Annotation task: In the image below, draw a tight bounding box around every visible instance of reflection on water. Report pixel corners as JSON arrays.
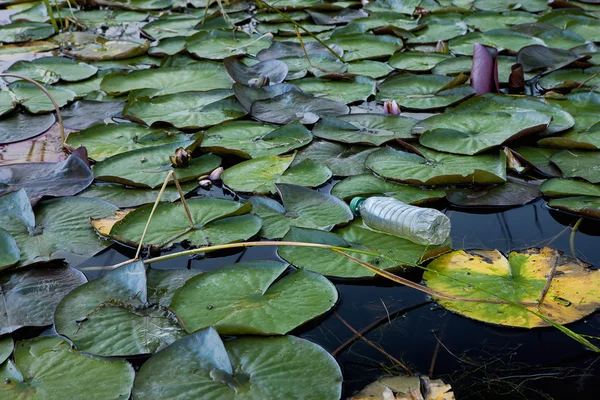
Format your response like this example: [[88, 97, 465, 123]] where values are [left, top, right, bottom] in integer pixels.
[[79, 198, 600, 399]]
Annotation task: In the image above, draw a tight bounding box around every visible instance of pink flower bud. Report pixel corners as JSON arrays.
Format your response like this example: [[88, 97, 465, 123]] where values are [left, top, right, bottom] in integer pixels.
[[209, 167, 224, 182], [383, 100, 400, 115], [435, 40, 448, 54]]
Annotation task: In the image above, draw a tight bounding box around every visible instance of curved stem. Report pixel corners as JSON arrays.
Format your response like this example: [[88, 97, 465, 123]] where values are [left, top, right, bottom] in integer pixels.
[[0, 73, 65, 146]]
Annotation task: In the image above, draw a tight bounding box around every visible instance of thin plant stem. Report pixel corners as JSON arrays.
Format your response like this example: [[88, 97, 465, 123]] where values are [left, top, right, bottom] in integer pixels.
[[134, 171, 173, 259], [172, 172, 195, 229], [334, 312, 413, 375], [41, 0, 59, 32], [295, 26, 327, 72], [570, 217, 583, 258], [0, 73, 65, 146], [536, 256, 558, 311]]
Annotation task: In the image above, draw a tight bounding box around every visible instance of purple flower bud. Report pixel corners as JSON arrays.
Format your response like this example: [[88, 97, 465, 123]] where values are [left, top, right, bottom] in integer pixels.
[[169, 147, 192, 168], [383, 100, 400, 115], [209, 167, 224, 182], [435, 40, 448, 54], [471, 42, 499, 95]]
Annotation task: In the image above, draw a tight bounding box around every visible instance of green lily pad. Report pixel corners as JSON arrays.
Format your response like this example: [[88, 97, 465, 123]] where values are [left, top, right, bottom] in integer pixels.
[[0, 337, 12, 365], [93, 142, 220, 189], [222, 154, 331, 194], [5, 57, 98, 84], [147, 267, 202, 308], [278, 220, 450, 278], [8, 82, 76, 114], [9, 3, 49, 23], [415, 111, 551, 155], [0, 265, 87, 334], [62, 39, 150, 61], [250, 90, 350, 124], [326, 33, 402, 61], [171, 260, 337, 335], [292, 76, 376, 104], [312, 114, 417, 146], [141, 17, 203, 40], [550, 150, 600, 183], [446, 181, 540, 207], [538, 121, 600, 150], [517, 45, 586, 73], [408, 20, 468, 44], [123, 90, 247, 129], [0, 112, 55, 144], [148, 36, 187, 57], [389, 51, 452, 72], [330, 174, 446, 205], [104, 197, 261, 248], [100, 64, 234, 97], [539, 67, 600, 91], [77, 181, 198, 208], [0, 91, 15, 117], [377, 73, 475, 110], [0, 190, 117, 267], [186, 30, 272, 60], [347, 60, 394, 78], [232, 82, 300, 111], [132, 327, 342, 400], [223, 56, 288, 85], [72, 9, 149, 28], [451, 94, 575, 135], [201, 121, 312, 159], [449, 29, 545, 55], [55, 260, 186, 357], [541, 178, 600, 197], [465, 11, 539, 31], [0, 40, 57, 56], [0, 336, 134, 399], [366, 146, 506, 185], [291, 140, 378, 176], [250, 183, 353, 239], [424, 247, 600, 328], [548, 196, 600, 218], [0, 154, 94, 205], [277, 54, 348, 79], [0, 22, 54, 44], [545, 92, 600, 134], [66, 123, 190, 161]]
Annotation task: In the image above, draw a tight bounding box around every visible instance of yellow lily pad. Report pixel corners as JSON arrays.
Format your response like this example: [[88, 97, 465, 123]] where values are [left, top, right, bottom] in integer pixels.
[[424, 247, 600, 328]]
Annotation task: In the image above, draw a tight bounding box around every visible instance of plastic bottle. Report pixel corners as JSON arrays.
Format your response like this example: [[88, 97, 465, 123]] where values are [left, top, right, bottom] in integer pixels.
[[349, 197, 451, 246]]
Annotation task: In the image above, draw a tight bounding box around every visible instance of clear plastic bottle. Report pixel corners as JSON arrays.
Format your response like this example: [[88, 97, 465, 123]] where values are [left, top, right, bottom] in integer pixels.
[[349, 197, 451, 245]]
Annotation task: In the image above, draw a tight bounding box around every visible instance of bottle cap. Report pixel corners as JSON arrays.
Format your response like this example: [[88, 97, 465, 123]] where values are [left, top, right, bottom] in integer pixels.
[[349, 197, 366, 216]]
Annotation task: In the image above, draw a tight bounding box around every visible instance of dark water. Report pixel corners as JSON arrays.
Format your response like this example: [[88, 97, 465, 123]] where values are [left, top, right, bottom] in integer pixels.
[[78, 198, 600, 400]]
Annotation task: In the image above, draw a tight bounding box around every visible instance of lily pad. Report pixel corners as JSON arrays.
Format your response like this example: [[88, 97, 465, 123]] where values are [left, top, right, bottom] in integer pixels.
[[222, 154, 331, 194], [517, 45, 587, 73], [93, 142, 221, 189], [366, 146, 506, 185], [292, 76, 376, 104], [0, 22, 54, 44], [550, 150, 600, 183], [5, 57, 98, 84], [278, 220, 450, 278], [0, 265, 87, 334], [0, 229, 19, 269], [123, 90, 247, 129], [0, 337, 12, 365], [388, 51, 452, 72], [509, 146, 563, 177], [201, 121, 312, 159], [77, 181, 198, 208], [415, 111, 551, 155], [100, 64, 234, 97], [102, 197, 261, 248], [186, 30, 272, 60], [0, 154, 94, 205], [446, 181, 540, 207], [0, 190, 118, 267], [538, 122, 600, 150], [539, 67, 600, 91], [55, 260, 186, 357], [312, 114, 417, 146], [0, 336, 134, 399], [326, 33, 402, 61], [407, 20, 468, 44], [62, 39, 151, 61], [132, 327, 342, 400], [223, 56, 288, 85], [424, 247, 600, 328], [66, 123, 190, 161], [8, 81, 76, 114], [232, 82, 300, 111], [250, 90, 350, 125], [548, 196, 600, 218], [291, 141, 378, 176], [540, 178, 600, 197], [330, 174, 446, 205], [0, 112, 55, 145], [250, 183, 353, 239], [347, 60, 394, 78], [170, 260, 337, 335], [0, 91, 15, 117], [377, 73, 475, 110]]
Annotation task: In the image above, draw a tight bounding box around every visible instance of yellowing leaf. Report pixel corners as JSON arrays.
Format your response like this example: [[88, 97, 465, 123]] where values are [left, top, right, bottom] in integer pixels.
[[424, 247, 600, 328], [91, 209, 133, 237]]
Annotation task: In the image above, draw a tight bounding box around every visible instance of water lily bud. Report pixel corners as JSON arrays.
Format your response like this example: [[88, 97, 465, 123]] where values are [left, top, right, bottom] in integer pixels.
[[199, 179, 212, 189], [169, 147, 192, 168], [209, 167, 224, 182], [361, 0, 369, 5], [435, 40, 448, 54], [383, 100, 400, 115]]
